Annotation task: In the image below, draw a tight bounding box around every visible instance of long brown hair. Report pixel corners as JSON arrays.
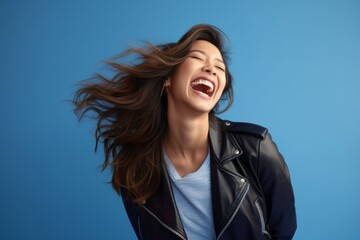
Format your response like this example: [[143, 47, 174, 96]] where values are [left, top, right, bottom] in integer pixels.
[[73, 24, 234, 204]]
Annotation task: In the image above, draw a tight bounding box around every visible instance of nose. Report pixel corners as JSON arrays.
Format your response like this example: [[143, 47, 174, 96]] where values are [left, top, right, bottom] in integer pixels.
[[202, 64, 216, 76]]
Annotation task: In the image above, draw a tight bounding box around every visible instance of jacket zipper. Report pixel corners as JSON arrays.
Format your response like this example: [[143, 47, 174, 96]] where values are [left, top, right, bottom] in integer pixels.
[[254, 199, 271, 239], [217, 183, 250, 240], [142, 205, 186, 240]]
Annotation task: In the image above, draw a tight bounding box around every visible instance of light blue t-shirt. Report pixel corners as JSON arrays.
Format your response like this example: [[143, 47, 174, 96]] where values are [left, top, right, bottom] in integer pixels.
[[164, 151, 216, 240]]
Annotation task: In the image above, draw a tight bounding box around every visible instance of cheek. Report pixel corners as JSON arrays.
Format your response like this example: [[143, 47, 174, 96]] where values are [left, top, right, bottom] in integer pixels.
[[182, 61, 197, 76], [171, 64, 192, 83], [171, 64, 189, 83], [219, 76, 227, 92]]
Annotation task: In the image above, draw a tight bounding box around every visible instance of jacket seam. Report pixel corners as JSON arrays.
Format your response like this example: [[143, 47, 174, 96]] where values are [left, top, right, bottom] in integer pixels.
[[254, 199, 271, 239], [137, 217, 143, 240], [256, 134, 263, 176]]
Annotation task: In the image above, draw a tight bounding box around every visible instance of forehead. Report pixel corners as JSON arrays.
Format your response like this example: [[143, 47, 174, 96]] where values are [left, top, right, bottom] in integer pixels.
[[189, 40, 223, 60]]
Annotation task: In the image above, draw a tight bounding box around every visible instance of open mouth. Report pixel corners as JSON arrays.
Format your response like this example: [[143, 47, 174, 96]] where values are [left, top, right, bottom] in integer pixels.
[[190, 79, 214, 97]]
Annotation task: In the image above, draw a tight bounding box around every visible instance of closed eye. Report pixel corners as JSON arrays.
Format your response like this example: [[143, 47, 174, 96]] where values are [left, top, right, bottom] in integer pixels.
[[216, 66, 225, 72], [190, 53, 225, 72], [190, 55, 204, 61]]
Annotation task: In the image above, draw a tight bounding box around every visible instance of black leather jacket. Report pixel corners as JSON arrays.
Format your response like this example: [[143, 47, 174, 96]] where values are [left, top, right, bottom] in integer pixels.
[[121, 118, 297, 240]]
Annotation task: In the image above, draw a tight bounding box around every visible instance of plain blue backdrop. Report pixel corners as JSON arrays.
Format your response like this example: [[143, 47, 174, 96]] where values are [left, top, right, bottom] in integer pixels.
[[1, 0, 359, 239]]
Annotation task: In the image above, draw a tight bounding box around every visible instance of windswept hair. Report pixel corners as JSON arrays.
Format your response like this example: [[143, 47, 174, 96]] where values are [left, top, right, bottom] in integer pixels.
[[73, 24, 234, 205]]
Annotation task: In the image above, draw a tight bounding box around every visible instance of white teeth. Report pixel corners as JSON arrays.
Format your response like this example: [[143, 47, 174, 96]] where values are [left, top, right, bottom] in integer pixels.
[[191, 79, 214, 93]]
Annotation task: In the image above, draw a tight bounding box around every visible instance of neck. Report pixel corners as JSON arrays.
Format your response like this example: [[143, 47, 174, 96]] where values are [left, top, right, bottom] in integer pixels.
[[167, 114, 209, 148], [163, 113, 210, 176]]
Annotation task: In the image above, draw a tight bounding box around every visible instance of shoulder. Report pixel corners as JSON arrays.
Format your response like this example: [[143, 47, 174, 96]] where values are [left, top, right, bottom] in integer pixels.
[[219, 118, 268, 139]]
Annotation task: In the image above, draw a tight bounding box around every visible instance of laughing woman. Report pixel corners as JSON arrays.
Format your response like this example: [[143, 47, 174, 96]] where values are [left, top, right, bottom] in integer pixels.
[[73, 24, 297, 240]]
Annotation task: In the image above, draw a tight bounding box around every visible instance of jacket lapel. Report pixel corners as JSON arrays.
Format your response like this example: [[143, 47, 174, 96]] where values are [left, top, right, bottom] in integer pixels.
[[209, 118, 250, 237], [142, 162, 186, 239]]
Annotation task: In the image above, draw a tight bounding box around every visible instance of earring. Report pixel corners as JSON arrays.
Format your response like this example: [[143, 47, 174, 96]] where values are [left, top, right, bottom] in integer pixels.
[[160, 79, 170, 98], [164, 79, 170, 87]]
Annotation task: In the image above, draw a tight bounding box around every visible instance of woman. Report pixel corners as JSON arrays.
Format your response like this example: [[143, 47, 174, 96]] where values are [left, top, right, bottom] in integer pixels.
[[74, 24, 297, 240]]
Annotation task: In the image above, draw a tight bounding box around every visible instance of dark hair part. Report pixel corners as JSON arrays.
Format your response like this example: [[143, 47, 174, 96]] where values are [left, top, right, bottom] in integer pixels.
[[73, 24, 233, 204]]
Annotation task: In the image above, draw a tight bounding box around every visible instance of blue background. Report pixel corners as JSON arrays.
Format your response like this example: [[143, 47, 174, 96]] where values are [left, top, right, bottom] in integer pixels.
[[1, 0, 359, 239]]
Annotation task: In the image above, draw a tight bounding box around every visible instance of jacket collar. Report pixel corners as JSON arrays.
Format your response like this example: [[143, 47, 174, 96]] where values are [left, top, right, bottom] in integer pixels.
[[209, 117, 243, 163]]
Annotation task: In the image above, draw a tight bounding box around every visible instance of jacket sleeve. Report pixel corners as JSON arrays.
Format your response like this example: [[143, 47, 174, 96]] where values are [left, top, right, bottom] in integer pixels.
[[257, 133, 297, 239]]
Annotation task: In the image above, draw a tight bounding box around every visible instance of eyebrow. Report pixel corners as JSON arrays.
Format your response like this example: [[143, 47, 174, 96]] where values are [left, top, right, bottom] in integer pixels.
[[189, 50, 225, 64]]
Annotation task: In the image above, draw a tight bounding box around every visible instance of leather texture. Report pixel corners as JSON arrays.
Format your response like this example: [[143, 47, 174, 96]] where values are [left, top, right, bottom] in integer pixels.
[[121, 117, 297, 240]]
